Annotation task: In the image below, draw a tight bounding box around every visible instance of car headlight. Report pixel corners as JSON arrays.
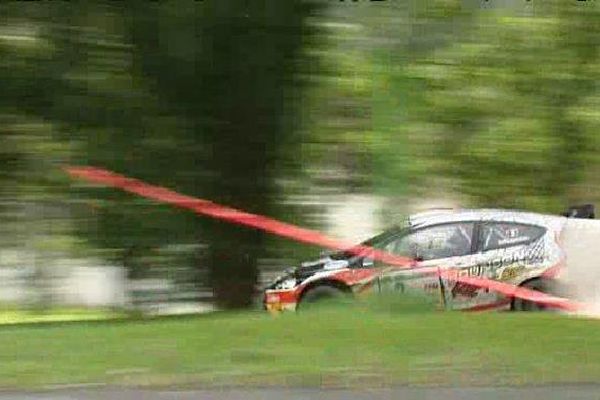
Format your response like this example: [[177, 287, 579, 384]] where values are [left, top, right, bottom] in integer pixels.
[[274, 277, 297, 290]]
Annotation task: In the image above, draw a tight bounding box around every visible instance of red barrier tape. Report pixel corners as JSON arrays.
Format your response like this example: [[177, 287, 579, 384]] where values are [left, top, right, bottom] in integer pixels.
[[65, 165, 583, 312]]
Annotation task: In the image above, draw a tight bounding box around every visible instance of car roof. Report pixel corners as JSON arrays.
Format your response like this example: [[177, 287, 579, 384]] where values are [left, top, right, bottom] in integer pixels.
[[408, 208, 563, 230]]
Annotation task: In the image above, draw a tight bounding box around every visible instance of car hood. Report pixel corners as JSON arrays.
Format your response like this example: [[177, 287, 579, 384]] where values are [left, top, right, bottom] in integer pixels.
[[266, 256, 353, 290], [295, 257, 351, 279]]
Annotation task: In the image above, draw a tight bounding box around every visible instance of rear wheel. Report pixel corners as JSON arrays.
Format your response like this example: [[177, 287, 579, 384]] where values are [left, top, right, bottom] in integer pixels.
[[512, 278, 556, 311], [299, 285, 348, 310]]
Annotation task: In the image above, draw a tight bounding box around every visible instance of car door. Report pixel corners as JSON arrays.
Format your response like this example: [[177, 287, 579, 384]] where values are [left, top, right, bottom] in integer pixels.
[[436, 220, 550, 310], [375, 222, 479, 309]]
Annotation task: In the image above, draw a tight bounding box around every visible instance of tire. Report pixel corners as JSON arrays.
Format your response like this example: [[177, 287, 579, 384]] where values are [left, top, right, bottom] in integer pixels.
[[512, 278, 554, 312], [298, 285, 348, 310]]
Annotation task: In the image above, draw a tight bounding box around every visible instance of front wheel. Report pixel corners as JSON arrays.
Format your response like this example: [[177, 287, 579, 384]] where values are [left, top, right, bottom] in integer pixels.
[[298, 285, 348, 310]]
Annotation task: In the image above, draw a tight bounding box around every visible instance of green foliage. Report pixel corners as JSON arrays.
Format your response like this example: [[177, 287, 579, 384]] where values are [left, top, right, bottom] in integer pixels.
[[0, 2, 316, 308], [401, 1, 600, 211]]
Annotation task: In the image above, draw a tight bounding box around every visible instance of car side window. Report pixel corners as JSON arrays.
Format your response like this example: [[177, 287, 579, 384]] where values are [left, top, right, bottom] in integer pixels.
[[384, 223, 474, 261], [478, 222, 545, 252]]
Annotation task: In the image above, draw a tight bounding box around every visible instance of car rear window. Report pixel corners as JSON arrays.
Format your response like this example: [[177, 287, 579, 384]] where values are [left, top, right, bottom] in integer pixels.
[[478, 222, 546, 251]]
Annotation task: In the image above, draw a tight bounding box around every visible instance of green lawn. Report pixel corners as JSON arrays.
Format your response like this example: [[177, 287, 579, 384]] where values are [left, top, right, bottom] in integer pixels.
[[2, 301, 600, 389], [0, 308, 121, 325]]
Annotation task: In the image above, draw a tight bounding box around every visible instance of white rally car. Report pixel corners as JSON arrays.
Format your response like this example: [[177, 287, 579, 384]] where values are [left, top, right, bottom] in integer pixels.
[[263, 205, 595, 312]]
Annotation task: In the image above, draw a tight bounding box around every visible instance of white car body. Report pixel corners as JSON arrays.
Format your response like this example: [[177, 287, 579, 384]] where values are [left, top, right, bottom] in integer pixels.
[[264, 208, 588, 312]]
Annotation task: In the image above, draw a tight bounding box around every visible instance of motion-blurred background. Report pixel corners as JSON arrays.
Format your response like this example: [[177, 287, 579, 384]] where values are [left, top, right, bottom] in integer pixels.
[[0, 0, 599, 317]]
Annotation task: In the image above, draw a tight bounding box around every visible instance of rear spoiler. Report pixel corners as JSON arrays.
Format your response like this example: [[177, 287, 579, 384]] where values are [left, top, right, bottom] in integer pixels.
[[561, 204, 595, 219]]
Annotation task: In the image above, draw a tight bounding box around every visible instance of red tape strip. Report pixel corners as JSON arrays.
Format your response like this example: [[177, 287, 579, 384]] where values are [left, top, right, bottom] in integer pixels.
[[65, 165, 583, 312]]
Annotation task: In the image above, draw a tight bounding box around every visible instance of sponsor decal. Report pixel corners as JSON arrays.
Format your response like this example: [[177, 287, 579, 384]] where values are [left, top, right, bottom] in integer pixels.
[[265, 293, 280, 303], [451, 282, 478, 298], [497, 236, 530, 246], [475, 252, 545, 271], [459, 265, 486, 277], [323, 260, 350, 270], [497, 264, 526, 281]]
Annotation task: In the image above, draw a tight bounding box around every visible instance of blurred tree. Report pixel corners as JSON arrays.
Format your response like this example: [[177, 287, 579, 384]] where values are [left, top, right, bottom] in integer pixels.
[[297, 1, 476, 201], [127, 1, 315, 308], [0, 1, 315, 309], [402, 1, 600, 211], [0, 3, 82, 308], [45, 1, 316, 308]]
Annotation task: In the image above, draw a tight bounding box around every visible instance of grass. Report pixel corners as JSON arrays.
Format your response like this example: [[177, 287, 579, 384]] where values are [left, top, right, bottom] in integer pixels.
[[2, 297, 600, 390], [0, 307, 122, 326]]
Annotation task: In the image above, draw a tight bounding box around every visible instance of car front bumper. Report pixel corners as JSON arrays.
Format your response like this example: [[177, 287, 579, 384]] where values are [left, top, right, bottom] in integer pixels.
[[263, 289, 299, 313]]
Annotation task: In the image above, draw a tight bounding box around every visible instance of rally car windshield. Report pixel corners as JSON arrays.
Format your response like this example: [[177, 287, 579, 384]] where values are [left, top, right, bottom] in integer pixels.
[[329, 225, 408, 260]]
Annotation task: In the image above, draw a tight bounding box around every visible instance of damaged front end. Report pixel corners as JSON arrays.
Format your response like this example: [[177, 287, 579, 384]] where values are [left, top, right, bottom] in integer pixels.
[[263, 256, 353, 312]]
